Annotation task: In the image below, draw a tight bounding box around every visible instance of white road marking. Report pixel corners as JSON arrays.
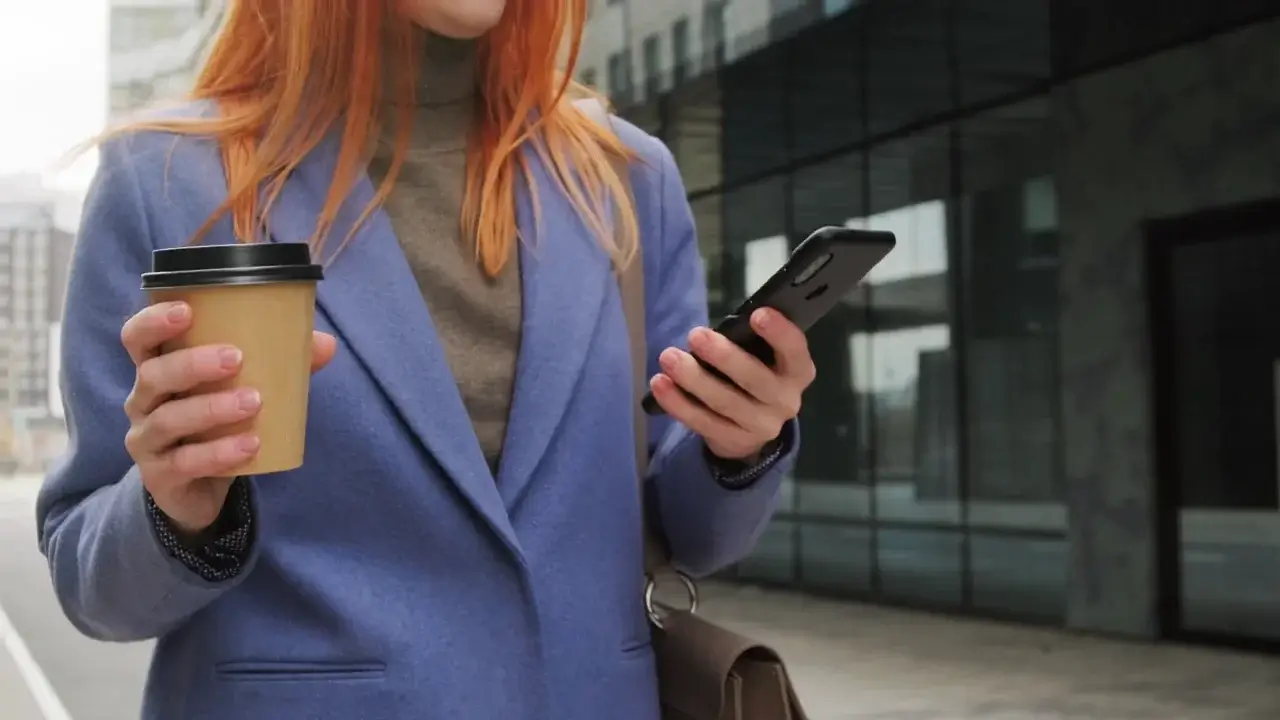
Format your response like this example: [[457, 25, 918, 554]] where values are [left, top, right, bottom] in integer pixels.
[[0, 601, 72, 720]]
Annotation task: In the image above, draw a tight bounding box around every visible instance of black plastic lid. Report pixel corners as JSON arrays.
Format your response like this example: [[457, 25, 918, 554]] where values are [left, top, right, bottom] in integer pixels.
[[141, 243, 323, 290]]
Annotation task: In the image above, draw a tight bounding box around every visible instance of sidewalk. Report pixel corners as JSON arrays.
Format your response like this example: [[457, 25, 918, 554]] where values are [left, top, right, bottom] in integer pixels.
[[698, 581, 1280, 719], [0, 641, 45, 720]]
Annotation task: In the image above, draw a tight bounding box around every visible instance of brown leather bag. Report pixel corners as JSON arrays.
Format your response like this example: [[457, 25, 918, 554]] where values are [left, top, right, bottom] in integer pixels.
[[577, 97, 810, 720]]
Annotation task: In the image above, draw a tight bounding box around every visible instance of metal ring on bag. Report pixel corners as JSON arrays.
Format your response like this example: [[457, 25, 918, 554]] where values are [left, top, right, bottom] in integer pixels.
[[644, 572, 698, 629]]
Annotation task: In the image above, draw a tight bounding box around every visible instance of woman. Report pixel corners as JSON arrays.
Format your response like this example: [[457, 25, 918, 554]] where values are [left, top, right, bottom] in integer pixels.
[[37, 1, 814, 718]]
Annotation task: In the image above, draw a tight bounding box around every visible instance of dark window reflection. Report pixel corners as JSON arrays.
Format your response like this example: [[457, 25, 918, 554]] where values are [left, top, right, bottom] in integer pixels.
[[788, 10, 865, 161], [823, 0, 856, 15], [800, 524, 873, 594], [958, 98, 1066, 621], [642, 34, 661, 102], [877, 528, 964, 605], [791, 152, 868, 516], [866, 0, 951, 137], [703, 0, 728, 69], [738, 519, 797, 584], [864, 129, 963, 606], [1168, 233, 1280, 641], [607, 51, 629, 105], [954, 0, 1052, 108], [770, 0, 826, 41], [666, 75, 723, 194], [788, 153, 874, 592], [672, 17, 691, 86], [1052, 0, 1279, 77], [723, 177, 788, 306], [864, 129, 956, 527], [690, 194, 726, 314], [721, 42, 788, 184]]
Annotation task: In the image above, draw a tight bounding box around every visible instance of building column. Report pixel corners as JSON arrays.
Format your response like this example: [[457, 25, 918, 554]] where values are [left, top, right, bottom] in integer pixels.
[[1054, 18, 1280, 638]]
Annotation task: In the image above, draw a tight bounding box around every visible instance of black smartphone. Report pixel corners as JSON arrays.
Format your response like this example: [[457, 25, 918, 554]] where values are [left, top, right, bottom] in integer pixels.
[[642, 225, 896, 415]]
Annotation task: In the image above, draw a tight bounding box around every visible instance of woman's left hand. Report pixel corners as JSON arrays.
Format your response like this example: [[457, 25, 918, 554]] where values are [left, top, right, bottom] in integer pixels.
[[649, 308, 816, 461]]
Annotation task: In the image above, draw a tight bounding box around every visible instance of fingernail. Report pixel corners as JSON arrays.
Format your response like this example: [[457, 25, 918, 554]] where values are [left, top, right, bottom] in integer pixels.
[[752, 309, 771, 328], [237, 435, 261, 453], [689, 327, 710, 349], [660, 348, 681, 370], [238, 389, 261, 411], [220, 347, 243, 369], [167, 303, 189, 322]]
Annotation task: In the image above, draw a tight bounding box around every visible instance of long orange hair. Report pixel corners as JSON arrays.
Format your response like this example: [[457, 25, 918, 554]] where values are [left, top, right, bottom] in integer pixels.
[[115, 0, 638, 277]]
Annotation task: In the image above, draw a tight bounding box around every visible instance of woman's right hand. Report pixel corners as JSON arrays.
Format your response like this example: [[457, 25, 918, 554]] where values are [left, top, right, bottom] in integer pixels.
[[120, 301, 337, 535]]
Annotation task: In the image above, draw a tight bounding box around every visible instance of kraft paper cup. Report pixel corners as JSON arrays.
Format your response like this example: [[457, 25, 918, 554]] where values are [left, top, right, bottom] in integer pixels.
[[141, 242, 323, 475]]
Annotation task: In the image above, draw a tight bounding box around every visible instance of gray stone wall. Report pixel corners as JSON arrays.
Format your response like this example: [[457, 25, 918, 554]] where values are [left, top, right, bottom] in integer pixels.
[[1056, 18, 1280, 637]]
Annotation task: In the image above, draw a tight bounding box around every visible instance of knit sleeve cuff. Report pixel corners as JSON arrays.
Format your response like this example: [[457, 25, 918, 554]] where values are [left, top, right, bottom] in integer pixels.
[[145, 477, 256, 583]]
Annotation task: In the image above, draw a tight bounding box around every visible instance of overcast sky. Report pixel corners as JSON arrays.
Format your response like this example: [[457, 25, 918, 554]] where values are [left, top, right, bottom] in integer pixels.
[[0, 0, 107, 195]]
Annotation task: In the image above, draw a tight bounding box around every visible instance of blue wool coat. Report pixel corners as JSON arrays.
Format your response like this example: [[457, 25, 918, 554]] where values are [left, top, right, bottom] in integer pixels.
[[36, 104, 794, 719]]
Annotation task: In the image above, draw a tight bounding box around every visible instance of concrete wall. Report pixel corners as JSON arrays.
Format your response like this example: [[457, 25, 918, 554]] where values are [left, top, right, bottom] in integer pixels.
[[1055, 18, 1280, 637]]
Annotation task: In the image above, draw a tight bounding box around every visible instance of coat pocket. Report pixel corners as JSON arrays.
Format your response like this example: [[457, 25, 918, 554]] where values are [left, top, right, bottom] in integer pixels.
[[215, 660, 387, 683]]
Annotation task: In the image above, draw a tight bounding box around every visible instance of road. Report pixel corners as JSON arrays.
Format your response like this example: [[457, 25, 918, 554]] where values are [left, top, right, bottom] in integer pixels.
[[0, 477, 151, 720]]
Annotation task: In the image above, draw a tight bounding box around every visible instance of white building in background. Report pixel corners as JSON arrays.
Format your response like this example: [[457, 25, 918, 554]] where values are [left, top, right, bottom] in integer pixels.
[[0, 176, 77, 468], [108, 0, 225, 123]]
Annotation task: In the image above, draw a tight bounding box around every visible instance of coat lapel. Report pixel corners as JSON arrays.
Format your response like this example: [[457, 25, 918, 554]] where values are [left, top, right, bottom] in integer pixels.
[[496, 149, 614, 506], [267, 138, 522, 560]]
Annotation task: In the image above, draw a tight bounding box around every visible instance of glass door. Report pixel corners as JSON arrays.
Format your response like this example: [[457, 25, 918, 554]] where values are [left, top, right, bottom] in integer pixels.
[[1148, 199, 1280, 650]]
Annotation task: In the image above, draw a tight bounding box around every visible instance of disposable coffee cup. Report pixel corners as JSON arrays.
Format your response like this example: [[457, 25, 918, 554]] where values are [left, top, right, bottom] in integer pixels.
[[141, 243, 324, 475]]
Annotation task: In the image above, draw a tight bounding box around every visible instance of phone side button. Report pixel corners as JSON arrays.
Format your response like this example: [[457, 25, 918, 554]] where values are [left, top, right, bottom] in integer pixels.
[[641, 392, 665, 415], [713, 314, 742, 332]]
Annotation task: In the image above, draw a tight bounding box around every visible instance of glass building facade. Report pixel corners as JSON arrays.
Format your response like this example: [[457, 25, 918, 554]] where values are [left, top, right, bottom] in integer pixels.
[[581, 0, 1280, 649]]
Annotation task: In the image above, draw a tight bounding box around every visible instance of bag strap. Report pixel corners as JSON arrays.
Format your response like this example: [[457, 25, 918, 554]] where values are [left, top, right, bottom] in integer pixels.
[[573, 98, 668, 578]]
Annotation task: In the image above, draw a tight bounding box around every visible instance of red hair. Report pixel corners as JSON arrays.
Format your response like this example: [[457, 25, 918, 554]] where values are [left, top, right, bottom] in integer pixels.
[[114, 0, 638, 277]]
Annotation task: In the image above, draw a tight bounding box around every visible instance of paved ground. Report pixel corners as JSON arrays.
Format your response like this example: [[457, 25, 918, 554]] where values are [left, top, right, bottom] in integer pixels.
[[699, 583, 1280, 719], [0, 477, 152, 720], [3, 474, 1280, 719]]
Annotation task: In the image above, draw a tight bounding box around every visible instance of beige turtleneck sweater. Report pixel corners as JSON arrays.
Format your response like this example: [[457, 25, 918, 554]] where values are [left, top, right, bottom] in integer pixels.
[[367, 36, 521, 475]]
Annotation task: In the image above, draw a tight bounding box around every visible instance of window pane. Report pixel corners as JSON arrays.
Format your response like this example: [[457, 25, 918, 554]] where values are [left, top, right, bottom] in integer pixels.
[[800, 523, 874, 594], [721, 42, 788, 184], [642, 34, 662, 101], [958, 97, 1066, 620], [865, 129, 958, 528], [954, 0, 1052, 108], [969, 533, 1067, 621], [867, 0, 951, 137], [1168, 234, 1280, 641], [876, 528, 964, 606], [1051, 0, 1277, 77], [690, 194, 726, 312], [744, 235, 790, 296], [770, 0, 827, 41], [723, 177, 787, 305], [702, 0, 728, 70], [671, 17, 691, 86], [788, 11, 865, 161], [738, 519, 796, 584], [667, 75, 723, 194], [791, 152, 870, 522]]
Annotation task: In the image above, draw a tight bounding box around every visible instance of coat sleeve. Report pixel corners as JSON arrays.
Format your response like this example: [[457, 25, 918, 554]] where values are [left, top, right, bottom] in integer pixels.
[[35, 136, 261, 642], [641, 141, 798, 578]]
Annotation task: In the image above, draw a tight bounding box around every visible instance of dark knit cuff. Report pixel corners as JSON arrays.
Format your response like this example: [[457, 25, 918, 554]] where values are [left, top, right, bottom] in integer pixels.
[[146, 477, 255, 583], [704, 420, 795, 490]]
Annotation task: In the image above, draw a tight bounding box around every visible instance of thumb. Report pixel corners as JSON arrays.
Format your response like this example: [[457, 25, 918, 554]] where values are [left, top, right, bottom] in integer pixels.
[[310, 331, 338, 373]]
